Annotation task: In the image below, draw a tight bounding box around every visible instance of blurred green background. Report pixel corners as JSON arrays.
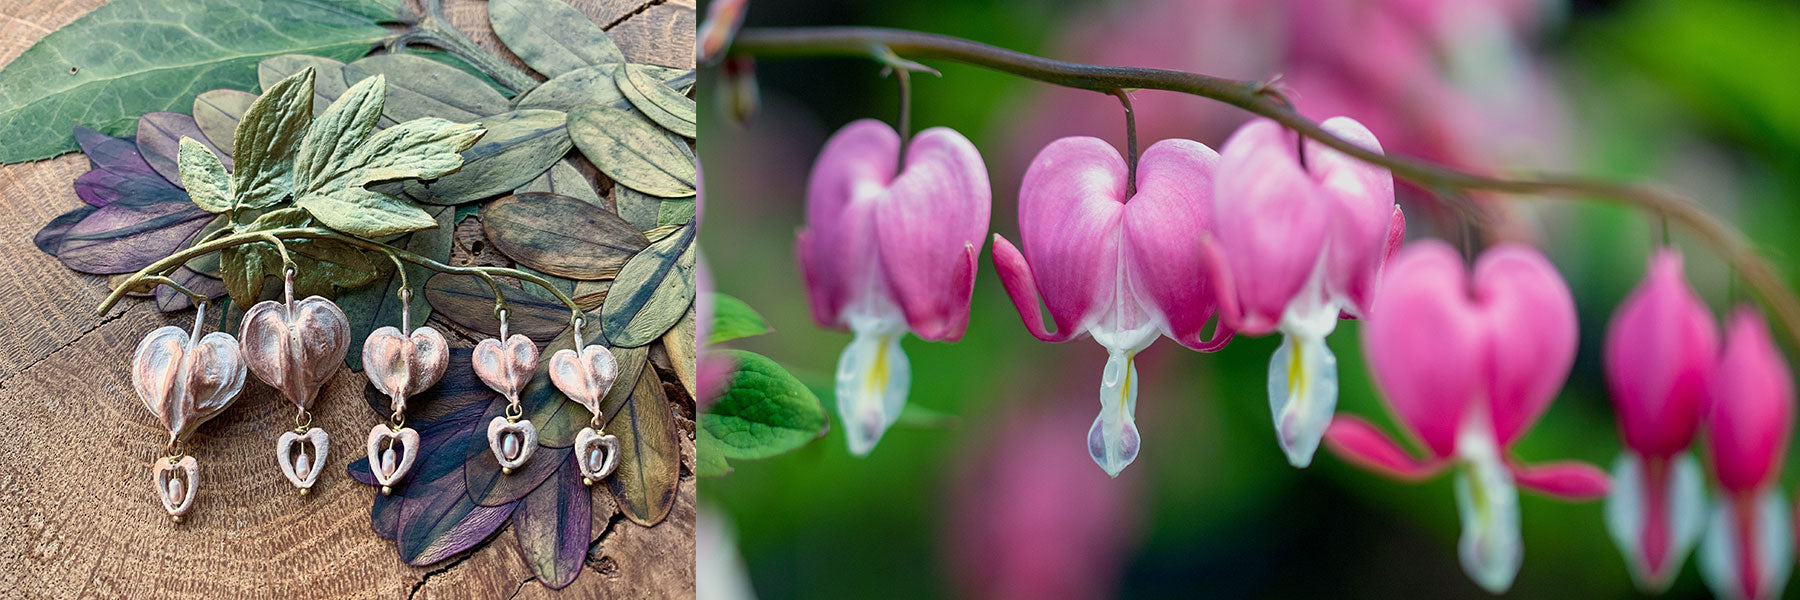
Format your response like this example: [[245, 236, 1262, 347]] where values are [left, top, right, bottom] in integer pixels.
[[698, 0, 1800, 598]]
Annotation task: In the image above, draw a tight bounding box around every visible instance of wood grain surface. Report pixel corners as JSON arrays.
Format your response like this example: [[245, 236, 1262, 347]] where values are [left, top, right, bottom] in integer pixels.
[[0, 0, 697, 597]]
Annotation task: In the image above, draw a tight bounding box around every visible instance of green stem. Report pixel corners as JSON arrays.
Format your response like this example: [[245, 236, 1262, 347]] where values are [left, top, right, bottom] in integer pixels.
[[730, 26, 1800, 352], [97, 228, 582, 325]]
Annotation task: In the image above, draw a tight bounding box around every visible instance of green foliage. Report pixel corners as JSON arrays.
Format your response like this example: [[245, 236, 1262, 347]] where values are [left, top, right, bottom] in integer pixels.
[[488, 0, 627, 78], [600, 222, 698, 347], [569, 105, 699, 198], [709, 293, 772, 344], [176, 138, 232, 213], [699, 350, 830, 476]]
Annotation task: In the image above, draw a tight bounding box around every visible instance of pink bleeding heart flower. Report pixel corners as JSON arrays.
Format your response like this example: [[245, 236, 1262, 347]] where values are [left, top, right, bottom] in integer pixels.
[[1699, 308, 1793, 600], [796, 119, 990, 455], [1601, 249, 1716, 592], [1208, 116, 1405, 468], [1322, 240, 1607, 593], [991, 136, 1228, 476]]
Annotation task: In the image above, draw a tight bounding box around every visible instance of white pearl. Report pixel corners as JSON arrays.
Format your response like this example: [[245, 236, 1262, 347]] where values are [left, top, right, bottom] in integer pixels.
[[167, 476, 184, 500], [295, 452, 311, 479], [587, 447, 603, 472], [503, 433, 521, 460], [381, 448, 398, 477]]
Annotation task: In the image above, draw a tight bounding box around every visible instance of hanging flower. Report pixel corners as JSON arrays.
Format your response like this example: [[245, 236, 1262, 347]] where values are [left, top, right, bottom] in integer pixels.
[[1209, 116, 1404, 467], [1323, 240, 1608, 593], [1699, 308, 1793, 600], [797, 119, 991, 455], [1603, 249, 1716, 591], [991, 136, 1229, 476]]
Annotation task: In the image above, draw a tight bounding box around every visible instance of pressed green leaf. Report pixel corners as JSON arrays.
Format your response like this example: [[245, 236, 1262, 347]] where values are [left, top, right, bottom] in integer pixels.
[[405, 109, 572, 205], [482, 193, 649, 280], [515, 159, 602, 207], [259, 54, 352, 115], [615, 185, 661, 231], [600, 222, 697, 347], [233, 67, 317, 210], [0, 0, 391, 163], [657, 198, 697, 226], [338, 207, 452, 368], [422, 272, 571, 342], [177, 138, 232, 213], [604, 360, 680, 526], [664, 308, 697, 398], [294, 74, 387, 189], [617, 64, 696, 138], [702, 350, 828, 461], [569, 105, 697, 198], [343, 54, 512, 122], [193, 89, 258, 150], [488, 0, 625, 78], [514, 64, 690, 113], [400, 49, 513, 96], [294, 118, 484, 237], [709, 293, 772, 344]]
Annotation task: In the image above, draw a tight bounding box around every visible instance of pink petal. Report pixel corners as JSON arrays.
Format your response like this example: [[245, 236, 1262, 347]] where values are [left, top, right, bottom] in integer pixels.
[[875, 127, 991, 341], [1321, 415, 1446, 481], [1606, 249, 1717, 458], [1305, 116, 1398, 316], [1009, 136, 1128, 339], [1509, 459, 1610, 500], [991, 234, 1077, 343], [1213, 119, 1331, 335], [799, 119, 896, 329], [1475, 243, 1578, 448], [1706, 308, 1794, 493], [1361, 240, 1485, 458], [1121, 139, 1227, 350]]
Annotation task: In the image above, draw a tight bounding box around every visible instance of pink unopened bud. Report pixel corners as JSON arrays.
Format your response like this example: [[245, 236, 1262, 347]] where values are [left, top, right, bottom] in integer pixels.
[[696, 0, 747, 65], [991, 136, 1227, 477], [1698, 308, 1794, 600], [797, 119, 990, 455]]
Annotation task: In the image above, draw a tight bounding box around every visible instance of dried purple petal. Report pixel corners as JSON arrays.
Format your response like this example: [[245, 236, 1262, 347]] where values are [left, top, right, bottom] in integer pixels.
[[512, 453, 590, 589], [34, 205, 96, 254], [56, 198, 212, 274]]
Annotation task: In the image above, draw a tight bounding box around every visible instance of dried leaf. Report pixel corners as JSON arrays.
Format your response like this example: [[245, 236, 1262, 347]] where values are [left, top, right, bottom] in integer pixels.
[[657, 198, 697, 226], [233, 67, 316, 210], [488, 0, 625, 78], [572, 280, 610, 311], [343, 54, 512, 122], [405, 109, 571, 205], [617, 64, 696, 138], [138, 112, 232, 185], [0, 0, 392, 163], [193, 89, 258, 150], [604, 361, 680, 526], [422, 272, 570, 342], [664, 308, 697, 398], [177, 138, 232, 213], [259, 54, 352, 114], [515, 159, 602, 207], [513, 64, 690, 113], [72, 126, 160, 207], [615, 185, 661, 231], [600, 223, 697, 347], [34, 206, 96, 255], [464, 400, 570, 506], [153, 267, 225, 313], [395, 447, 519, 564], [56, 187, 210, 275], [513, 453, 590, 589], [338, 207, 453, 368], [569, 105, 697, 198], [482, 193, 648, 280]]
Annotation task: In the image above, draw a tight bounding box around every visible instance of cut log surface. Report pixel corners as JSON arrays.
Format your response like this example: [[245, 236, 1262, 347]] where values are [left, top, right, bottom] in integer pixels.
[[0, 0, 697, 597]]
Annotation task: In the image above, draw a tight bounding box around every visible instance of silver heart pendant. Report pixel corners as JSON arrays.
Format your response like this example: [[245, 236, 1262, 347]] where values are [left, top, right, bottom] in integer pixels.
[[240, 296, 350, 412], [362, 326, 449, 413], [574, 427, 622, 485], [276, 427, 330, 491], [133, 325, 247, 442], [366, 424, 421, 493], [548, 345, 620, 416], [473, 334, 538, 402], [153, 455, 199, 521], [487, 416, 539, 473]]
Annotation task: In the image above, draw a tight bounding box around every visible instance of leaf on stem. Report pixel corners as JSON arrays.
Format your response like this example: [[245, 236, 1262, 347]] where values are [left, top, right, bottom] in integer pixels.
[[708, 293, 772, 344], [292, 117, 484, 237], [177, 138, 232, 213], [138, 112, 232, 185], [233, 67, 317, 210], [699, 350, 828, 462]]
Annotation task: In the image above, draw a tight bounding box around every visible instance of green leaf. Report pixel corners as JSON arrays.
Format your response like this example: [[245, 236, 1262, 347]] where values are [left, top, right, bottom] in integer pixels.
[[615, 185, 661, 231], [259, 54, 352, 114], [600, 222, 697, 347], [138, 112, 231, 184], [616, 64, 696, 138], [193, 89, 258, 150], [709, 293, 771, 344], [657, 198, 697, 227], [569, 105, 697, 198], [343, 54, 512, 122], [0, 0, 392, 163], [337, 206, 452, 368], [488, 0, 626, 78], [515, 159, 602, 206], [514, 64, 691, 113], [603, 360, 680, 526], [701, 350, 828, 461], [695, 442, 732, 478], [233, 67, 317, 210], [293, 118, 484, 237], [294, 74, 386, 189], [404, 109, 572, 205], [177, 138, 232, 213], [481, 193, 649, 280]]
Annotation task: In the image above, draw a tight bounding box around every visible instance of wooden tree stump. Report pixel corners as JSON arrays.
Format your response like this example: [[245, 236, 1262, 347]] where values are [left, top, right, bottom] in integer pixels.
[[0, 0, 697, 597]]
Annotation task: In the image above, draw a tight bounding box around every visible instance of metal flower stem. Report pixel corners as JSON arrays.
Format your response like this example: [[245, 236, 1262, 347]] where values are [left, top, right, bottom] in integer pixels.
[[730, 26, 1800, 352], [96, 227, 584, 326]]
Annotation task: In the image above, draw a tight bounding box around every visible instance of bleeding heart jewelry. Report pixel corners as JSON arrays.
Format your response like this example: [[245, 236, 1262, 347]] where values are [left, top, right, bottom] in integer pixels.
[[547, 316, 622, 485], [131, 300, 248, 522], [239, 268, 350, 494], [361, 287, 449, 495], [473, 307, 539, 474]]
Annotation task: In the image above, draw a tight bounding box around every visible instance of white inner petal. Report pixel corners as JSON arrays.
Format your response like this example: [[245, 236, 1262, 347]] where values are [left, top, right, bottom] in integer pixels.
[[1701, 488, 1793, 600], [1605, 451, 1708, 592], [1454, 423, 1522, 594], [1265, 255, 1341, 468], [836, 308, 911, 457]]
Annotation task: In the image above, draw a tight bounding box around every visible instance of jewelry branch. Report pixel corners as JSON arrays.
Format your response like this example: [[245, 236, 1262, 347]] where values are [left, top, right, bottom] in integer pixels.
[[97, 227, 585, 324], [730, 26, 1800, 351]]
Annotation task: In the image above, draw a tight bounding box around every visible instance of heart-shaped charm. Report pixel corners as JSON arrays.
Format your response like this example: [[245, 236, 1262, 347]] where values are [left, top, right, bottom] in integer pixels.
[[276, 427, 330, 491], [473, 334, 538, 402], [153, 455, 199, 520], [133, 325, 247, 442], [574, 427, 622, 485], [366, 424, 421, 493], [487, 416, 539, 473], [548, 345, 620, 415], [240, 296, 350, 412], [362, 325, 449, 413]]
